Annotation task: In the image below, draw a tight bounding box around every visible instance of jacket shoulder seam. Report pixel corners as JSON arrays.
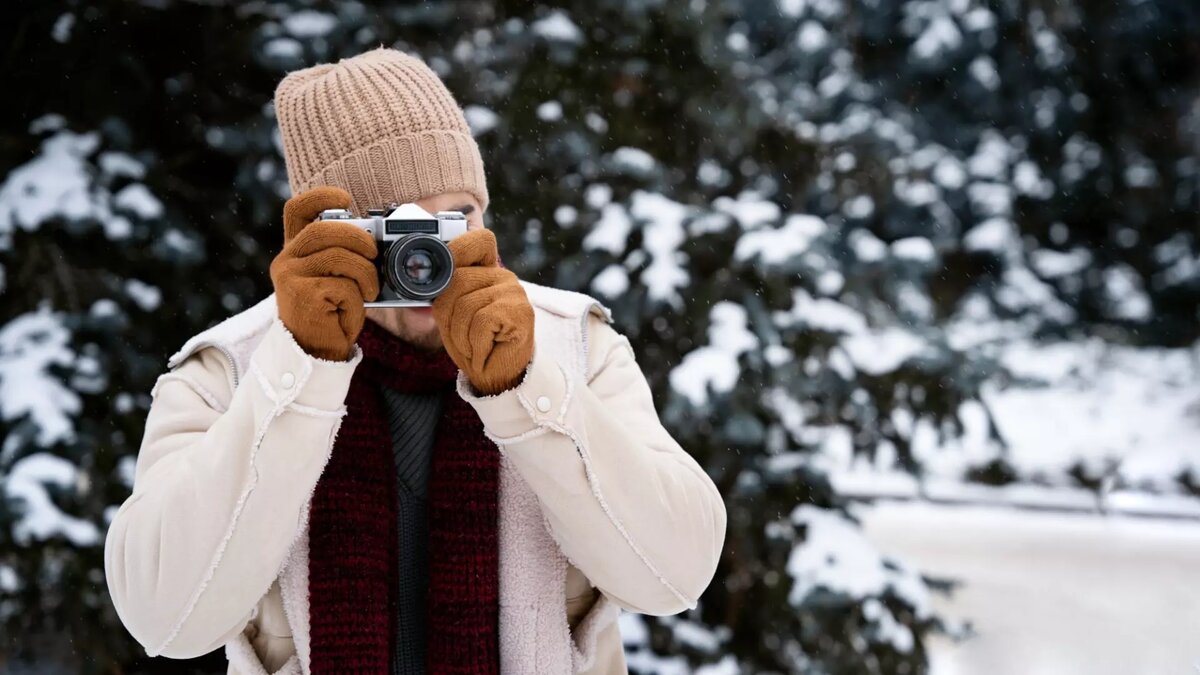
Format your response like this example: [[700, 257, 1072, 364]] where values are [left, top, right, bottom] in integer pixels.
[[521, 281, 613, 323], [168, 295, 278, 371], [151, 371, 230, 414]]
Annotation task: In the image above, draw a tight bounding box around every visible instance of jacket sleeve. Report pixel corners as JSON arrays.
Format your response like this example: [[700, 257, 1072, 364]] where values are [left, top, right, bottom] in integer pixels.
[[459, 312, 727, 615], [104, 319, 359, 659]]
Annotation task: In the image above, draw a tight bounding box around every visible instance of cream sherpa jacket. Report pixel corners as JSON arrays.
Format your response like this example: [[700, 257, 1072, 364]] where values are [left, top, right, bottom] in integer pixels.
[[104, 281, 727, 674]]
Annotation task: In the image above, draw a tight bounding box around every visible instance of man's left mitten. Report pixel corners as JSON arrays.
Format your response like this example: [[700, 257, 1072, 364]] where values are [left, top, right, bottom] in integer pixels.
[[432, 229, 534, 396]]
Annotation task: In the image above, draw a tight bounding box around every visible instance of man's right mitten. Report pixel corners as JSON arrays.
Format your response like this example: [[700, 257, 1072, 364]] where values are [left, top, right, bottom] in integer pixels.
[[270, 186, 379, 361]]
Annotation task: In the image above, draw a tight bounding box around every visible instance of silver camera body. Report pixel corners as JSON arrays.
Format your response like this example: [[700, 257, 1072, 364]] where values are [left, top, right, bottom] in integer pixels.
[[317, 203, 468, 308]]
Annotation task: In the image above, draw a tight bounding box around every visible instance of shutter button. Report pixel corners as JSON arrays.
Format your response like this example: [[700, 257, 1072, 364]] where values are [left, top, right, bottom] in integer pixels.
[[536, 396, 552, 413], [281, 372, 296, 389]]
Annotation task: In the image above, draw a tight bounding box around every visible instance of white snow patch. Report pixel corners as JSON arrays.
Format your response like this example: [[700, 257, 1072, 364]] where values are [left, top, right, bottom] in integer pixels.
[[870, 316, 1200, 493], [894, 178, 940, 207], [1034, 28, 1064, 69], [963, 7, 997, 31], [850, 229, 888, 262], [619, 611, 649, 645], [797, 21, 830, 52], [0, 131, 99, 248], [697, 160, 730, 188], [99, 152, 145, 179], [0, 130, 161, 246], [864, 597, 916, 652], [897, 281, 934, 320], [52, 13, 75, 43], [714, 192, 781, 229], [553, 205, 577, 227], [765, 344, 794, 366], [0, 309, 80, 447], [264, 37, 303, 60], [89, 299, 119, 319], [531, 11, 583, 43], [911, 15, 962, 60], [670, 302, 758, 407], [1124, 161, 1159, 188], [1014, 160, 1054, 199], [967, 182, 1013, 218], [7, 452, 100, 546], [583, 203, 632, 255], [726, 32, 749, 53], [118, 455, 137, 488], [968, 132, 1012, 180], [463, 105, 499, 135], [891, 236, 936, 263], [933, 157, 967, 190], [0, 564, 16, 592], [843, 195, 875, 219], [776, 289, 867, 334], [114, 183, 163, 219], [987, 340, 1198, 486], [1030, 247, 1091, 278], [688, 212, 731, 235], [842, 327, 928, 375], [969, 56, 1000, 91], [610, 147, 658, 175], [788, 505, 932, 617], [125, 279, 163, 311], [585, 112, 608, 133], [1102, 264, 1152, 321], [591, 264, 629, 298], [283, 10, 336, 38], [585, 183, 612, 209], [735, 214, 827, 266], [997, 266, 1076, 322], [630, 191, 691, 305], [862, 502, 1200, 674], [817, 70, 851, 98], [162, 228, 197, 256], [28, 115, 66, 135], [536, 100, 563, 122], [672, 620, 722, 652], [696, 655, 740, 675], [817, 270, 846, 295], [963, 217, 1016, 252]]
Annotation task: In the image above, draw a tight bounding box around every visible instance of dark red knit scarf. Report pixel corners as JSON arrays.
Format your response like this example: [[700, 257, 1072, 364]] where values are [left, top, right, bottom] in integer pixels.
[[307, 318, 499, 673]]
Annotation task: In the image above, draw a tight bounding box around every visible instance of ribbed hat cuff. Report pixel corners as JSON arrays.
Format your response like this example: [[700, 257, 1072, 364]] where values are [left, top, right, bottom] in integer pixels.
[[294, 130, 489, 216]]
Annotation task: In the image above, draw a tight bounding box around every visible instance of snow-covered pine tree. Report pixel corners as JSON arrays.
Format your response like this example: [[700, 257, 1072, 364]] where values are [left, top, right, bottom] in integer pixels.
[[0, 3, 275, 669]]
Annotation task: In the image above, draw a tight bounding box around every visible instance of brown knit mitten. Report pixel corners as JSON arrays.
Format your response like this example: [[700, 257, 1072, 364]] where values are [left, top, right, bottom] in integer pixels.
[[432, 229, 535, 395], [270, 186, 379, 361]]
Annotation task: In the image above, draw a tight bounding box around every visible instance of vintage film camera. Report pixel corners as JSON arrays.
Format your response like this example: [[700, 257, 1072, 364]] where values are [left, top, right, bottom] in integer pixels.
[[316, 203, 468, 308]]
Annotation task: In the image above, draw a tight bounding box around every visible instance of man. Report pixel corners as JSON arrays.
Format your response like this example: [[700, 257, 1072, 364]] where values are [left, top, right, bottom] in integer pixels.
[[104, 47, 726, 674]]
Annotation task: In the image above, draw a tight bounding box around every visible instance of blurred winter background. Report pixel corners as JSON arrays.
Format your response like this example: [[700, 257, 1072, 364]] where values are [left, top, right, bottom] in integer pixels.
[[1, 0, 1199, 673]]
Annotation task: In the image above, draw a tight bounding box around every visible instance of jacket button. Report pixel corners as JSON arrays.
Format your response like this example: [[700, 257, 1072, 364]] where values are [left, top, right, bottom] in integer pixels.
[[536, 396, 552, 413], [280, 372, 296, 389]]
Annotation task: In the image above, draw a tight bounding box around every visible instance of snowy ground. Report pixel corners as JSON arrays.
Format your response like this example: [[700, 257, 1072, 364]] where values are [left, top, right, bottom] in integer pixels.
[[811, 333, 1200, 497], [859, 501, 1200, 675], [843, 332, 1200, 672]]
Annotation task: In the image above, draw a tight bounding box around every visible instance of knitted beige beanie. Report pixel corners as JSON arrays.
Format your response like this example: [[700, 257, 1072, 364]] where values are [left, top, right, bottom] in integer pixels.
[[274, 47, 488, 216]]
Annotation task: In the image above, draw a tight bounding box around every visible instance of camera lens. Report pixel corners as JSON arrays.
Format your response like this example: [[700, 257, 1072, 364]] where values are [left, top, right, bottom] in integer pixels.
[[402, 249, 435, 285], [383, 234, 454, 300]]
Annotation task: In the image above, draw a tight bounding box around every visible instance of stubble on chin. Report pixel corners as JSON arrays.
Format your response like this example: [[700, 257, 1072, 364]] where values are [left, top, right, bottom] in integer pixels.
[[404, 326, 444, 352], [365, 307, 445, 352]]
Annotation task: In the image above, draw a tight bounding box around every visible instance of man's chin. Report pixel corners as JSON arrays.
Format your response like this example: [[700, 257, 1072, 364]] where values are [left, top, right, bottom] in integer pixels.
[[366, 306, 444, 351], [407, 328, 444, 352], [399, 307, 440, 348]]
